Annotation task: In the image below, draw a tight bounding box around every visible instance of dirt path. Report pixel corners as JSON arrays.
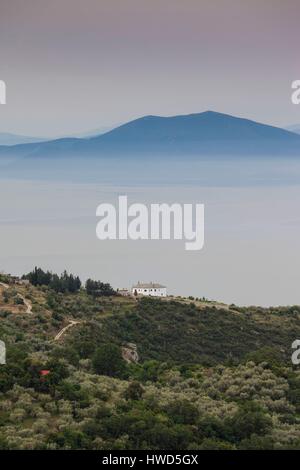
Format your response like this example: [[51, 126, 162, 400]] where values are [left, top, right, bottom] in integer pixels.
[[54, 320, 81, 341], [0, 282, 9, 289], [0, 282, 32, 314], [17, 294, 32, 314]]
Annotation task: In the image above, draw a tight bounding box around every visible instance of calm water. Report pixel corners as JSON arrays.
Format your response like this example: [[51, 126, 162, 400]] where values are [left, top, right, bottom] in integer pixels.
[[0, 155, 299, 306]]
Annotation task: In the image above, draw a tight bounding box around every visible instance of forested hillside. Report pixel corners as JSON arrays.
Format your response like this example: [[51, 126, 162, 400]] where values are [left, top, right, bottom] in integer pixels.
[[0, 272, 300, 450]]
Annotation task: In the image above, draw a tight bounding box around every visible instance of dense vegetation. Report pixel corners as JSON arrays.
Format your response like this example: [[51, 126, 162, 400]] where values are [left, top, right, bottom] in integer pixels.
[[23, 267, 82, 294], [0, 272, 300, 450], [85, 279, 116, 297], [23, 268, 116, 296]]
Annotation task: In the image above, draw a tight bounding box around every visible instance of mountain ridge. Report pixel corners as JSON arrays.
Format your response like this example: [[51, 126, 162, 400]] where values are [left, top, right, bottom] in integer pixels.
[[1, 111, 300, 158], [0, 132, 46, 146]]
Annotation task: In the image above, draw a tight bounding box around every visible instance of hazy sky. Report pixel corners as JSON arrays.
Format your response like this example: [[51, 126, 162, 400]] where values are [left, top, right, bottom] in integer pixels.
[[1, 0, 300, 136]]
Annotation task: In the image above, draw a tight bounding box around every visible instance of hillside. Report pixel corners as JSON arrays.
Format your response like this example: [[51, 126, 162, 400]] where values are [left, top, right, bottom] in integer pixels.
[[1, 277, 300, 450], [66, 297, 300, 365], [1, 111, 300, 159], [0, 133, 46, 146]]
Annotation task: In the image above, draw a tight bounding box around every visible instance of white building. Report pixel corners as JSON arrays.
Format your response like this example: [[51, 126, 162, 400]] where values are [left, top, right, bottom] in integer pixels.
[[132, 282, 167, 297], [118, 288, 131, 296]]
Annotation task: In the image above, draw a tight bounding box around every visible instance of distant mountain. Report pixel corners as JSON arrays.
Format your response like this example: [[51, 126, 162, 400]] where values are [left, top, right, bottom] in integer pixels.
[[79, 125, 118, 138], [1, 111, 300, 158], [286, 124, 300, 135], [0, 127, 115, 146], [64, 125, 117, 139], [98, 111, 299, 143], [0, 132, 46, 146]]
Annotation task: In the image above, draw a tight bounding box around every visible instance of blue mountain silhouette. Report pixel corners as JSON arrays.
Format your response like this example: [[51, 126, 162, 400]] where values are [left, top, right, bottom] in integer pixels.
[[1, 111, 300, 158]]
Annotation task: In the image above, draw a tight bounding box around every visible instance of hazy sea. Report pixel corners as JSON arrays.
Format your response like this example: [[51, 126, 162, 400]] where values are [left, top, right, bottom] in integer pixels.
[[0, 155, 299, 306]]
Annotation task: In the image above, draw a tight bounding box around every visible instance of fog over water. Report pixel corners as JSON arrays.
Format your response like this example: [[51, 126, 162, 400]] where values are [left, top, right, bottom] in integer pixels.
[[0, 155, 299, 306]]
